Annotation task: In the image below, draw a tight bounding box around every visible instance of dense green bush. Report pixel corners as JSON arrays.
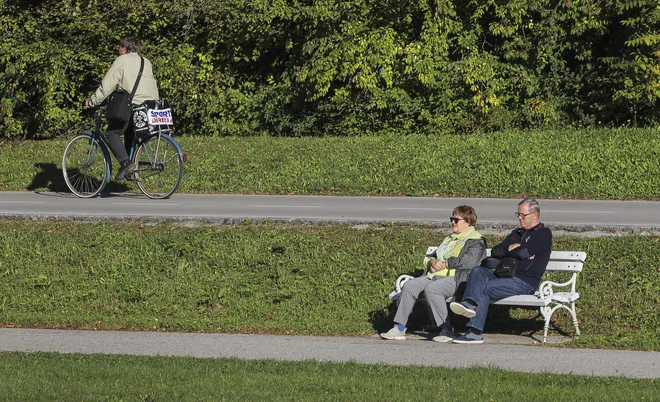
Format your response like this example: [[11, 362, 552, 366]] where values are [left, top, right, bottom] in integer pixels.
[[0, 0, 658, 138], [1, 220, 658, 350]]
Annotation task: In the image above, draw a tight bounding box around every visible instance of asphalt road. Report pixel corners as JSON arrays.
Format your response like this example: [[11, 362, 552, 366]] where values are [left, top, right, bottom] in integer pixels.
[[1, 191, 660, 233], [1, 329, 659, 379]]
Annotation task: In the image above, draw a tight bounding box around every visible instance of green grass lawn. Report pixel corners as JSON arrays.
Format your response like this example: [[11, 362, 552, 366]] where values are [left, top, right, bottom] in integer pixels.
[[1, 219, 658, 351], [2, 128, 660, 199], [1, 352, 658, 401]]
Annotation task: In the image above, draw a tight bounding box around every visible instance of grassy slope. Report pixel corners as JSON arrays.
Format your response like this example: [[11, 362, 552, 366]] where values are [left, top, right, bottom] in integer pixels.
[[2, 128, 660, 199], [1, 220, 658, 351]]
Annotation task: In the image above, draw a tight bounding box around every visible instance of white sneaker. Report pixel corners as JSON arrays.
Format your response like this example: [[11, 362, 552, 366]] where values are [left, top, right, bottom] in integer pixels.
[[379, 326, 406, 340], [450, 302, 477, 318]]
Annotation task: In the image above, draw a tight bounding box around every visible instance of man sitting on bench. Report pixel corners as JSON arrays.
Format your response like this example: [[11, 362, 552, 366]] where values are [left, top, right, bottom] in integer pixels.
[[450, 198, 552, 344]]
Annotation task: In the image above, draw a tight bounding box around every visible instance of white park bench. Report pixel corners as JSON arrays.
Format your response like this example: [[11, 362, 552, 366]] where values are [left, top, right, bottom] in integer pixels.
[[389, 249, 587, 343]]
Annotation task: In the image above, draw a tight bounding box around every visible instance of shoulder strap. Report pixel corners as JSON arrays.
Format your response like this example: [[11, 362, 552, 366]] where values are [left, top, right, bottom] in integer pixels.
[[128, 56, 145, 102]]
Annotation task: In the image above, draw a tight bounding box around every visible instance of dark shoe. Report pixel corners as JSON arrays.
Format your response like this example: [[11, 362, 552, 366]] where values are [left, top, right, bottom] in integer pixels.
[[452, 331, 484, 344], [432, 327, 456, 343], [115, 161, 136, 181]]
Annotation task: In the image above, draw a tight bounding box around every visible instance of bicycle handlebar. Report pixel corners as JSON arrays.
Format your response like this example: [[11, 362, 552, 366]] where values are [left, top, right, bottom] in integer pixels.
[[86, 105, 106, 112]]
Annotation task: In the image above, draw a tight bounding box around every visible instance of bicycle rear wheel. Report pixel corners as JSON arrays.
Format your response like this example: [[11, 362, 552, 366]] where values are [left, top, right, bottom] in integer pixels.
[[134, 134, 183, 199], [62, 134, 109, 198]]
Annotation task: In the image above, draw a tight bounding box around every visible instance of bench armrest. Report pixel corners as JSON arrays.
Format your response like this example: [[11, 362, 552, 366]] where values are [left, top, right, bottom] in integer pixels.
[[388, 274, 415, 301], [538, 273, 578, 301]]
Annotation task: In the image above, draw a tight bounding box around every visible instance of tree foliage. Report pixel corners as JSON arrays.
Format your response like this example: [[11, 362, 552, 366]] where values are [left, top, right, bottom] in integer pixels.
[[0, 0, 658, 138]]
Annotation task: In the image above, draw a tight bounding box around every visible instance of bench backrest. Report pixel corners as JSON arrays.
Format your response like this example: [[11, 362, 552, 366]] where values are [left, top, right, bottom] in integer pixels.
[[485, 249, 586, 273]]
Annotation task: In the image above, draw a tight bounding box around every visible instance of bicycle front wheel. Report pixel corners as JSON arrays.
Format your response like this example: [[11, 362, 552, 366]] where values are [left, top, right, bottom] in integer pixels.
[[62, 134, 109, 198], [134, 134, 183, 199]]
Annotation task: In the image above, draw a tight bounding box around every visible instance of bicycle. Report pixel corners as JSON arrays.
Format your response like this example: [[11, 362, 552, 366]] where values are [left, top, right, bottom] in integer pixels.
[[62, 106, 185, 199]]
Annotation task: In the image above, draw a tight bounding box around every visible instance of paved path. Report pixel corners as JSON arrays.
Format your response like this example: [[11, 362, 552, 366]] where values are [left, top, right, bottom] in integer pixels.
[[1, 328, 658, 379], [1, 191, 660, 233]]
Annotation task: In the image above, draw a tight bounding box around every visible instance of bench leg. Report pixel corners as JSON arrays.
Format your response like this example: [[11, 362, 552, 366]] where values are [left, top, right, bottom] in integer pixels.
[[540, 303, 581, 343], [571, 302, 581, 337], [540, 306, 551, 343]]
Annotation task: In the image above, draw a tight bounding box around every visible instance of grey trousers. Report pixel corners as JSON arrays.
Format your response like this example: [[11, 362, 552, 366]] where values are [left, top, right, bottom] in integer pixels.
[[393, 275, 456, 329]]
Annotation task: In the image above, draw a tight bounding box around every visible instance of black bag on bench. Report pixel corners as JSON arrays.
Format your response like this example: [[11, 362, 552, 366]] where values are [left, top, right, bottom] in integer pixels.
[[494, 257, 518, 278]]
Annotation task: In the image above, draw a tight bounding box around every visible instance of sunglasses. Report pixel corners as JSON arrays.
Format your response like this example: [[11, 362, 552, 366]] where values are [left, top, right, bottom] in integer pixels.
[[449, 216, 465, 224], [515, 211, 537, 218]]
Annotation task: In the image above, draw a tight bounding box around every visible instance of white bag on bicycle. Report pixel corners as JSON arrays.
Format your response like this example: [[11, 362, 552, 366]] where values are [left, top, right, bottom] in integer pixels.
[[132, 99, 174, 138]]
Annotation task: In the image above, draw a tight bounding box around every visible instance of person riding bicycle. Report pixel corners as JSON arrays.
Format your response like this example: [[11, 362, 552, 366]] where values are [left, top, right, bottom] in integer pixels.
[[84, 36, 159, 181]]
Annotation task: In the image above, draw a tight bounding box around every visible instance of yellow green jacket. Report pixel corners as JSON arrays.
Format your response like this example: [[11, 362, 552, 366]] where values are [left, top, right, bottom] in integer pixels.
[[423, 226, 486, 280]]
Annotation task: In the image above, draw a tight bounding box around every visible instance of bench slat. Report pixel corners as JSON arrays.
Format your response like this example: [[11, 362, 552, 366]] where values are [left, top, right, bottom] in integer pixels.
[[485, 249, 586, 263], [492, 294, 546, 307], [547, 251, 587, 262], [481, 258, 583, 272], [484, 249, 585, 273], [545, 261, 584, 272]]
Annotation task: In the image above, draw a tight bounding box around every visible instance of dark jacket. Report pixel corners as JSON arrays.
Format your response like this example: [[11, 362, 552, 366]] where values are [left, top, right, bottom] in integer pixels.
[[491, 223, 552, 289]]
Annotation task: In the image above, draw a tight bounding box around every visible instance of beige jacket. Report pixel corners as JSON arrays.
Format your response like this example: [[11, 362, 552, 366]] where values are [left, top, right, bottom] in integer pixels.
[[89, 52, 159, 106]]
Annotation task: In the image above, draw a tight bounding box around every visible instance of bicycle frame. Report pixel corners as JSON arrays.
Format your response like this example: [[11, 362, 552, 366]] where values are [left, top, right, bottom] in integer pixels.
[[84, 110, 114, 182], [129, 131, 184, 162], [88, 109, 185, 182]]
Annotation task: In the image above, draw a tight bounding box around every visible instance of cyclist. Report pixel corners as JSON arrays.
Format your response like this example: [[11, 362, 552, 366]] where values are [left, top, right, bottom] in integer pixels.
[[84, 36, 159, 180]]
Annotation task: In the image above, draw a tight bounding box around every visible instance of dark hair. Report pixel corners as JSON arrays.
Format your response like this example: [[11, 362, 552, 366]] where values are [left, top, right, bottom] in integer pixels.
[[453, 205, 477, 226], [119, 36, 140, 53]]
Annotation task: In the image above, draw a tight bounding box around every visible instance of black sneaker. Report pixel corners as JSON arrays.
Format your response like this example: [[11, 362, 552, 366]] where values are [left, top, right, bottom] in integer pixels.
[[115, 161, 136, 181]]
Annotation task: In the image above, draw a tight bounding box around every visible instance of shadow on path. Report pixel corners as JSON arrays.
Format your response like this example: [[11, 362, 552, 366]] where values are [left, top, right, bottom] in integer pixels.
[[27, 162, 130, 194]]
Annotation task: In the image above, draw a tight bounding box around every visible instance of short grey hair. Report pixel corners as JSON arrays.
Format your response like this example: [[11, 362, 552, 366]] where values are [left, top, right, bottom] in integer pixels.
[[119, 36, 140, 53], [519, 197, 540, 215]]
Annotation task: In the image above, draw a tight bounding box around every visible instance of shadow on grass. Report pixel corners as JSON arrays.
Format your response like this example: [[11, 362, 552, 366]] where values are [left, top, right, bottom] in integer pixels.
[[27, 162, 130, 194], [486, 305, 576, 338], [370, 296, 564, 339], [482, 305, 579, 339], [371, 300, 473, 334]]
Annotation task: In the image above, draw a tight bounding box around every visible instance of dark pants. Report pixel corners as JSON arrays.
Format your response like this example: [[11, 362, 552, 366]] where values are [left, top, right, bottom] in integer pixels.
[[105, 119, 135, 164]]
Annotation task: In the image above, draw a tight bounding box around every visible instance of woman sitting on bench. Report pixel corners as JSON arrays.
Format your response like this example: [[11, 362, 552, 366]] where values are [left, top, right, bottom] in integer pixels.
[[380, 205, 486, 342]]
